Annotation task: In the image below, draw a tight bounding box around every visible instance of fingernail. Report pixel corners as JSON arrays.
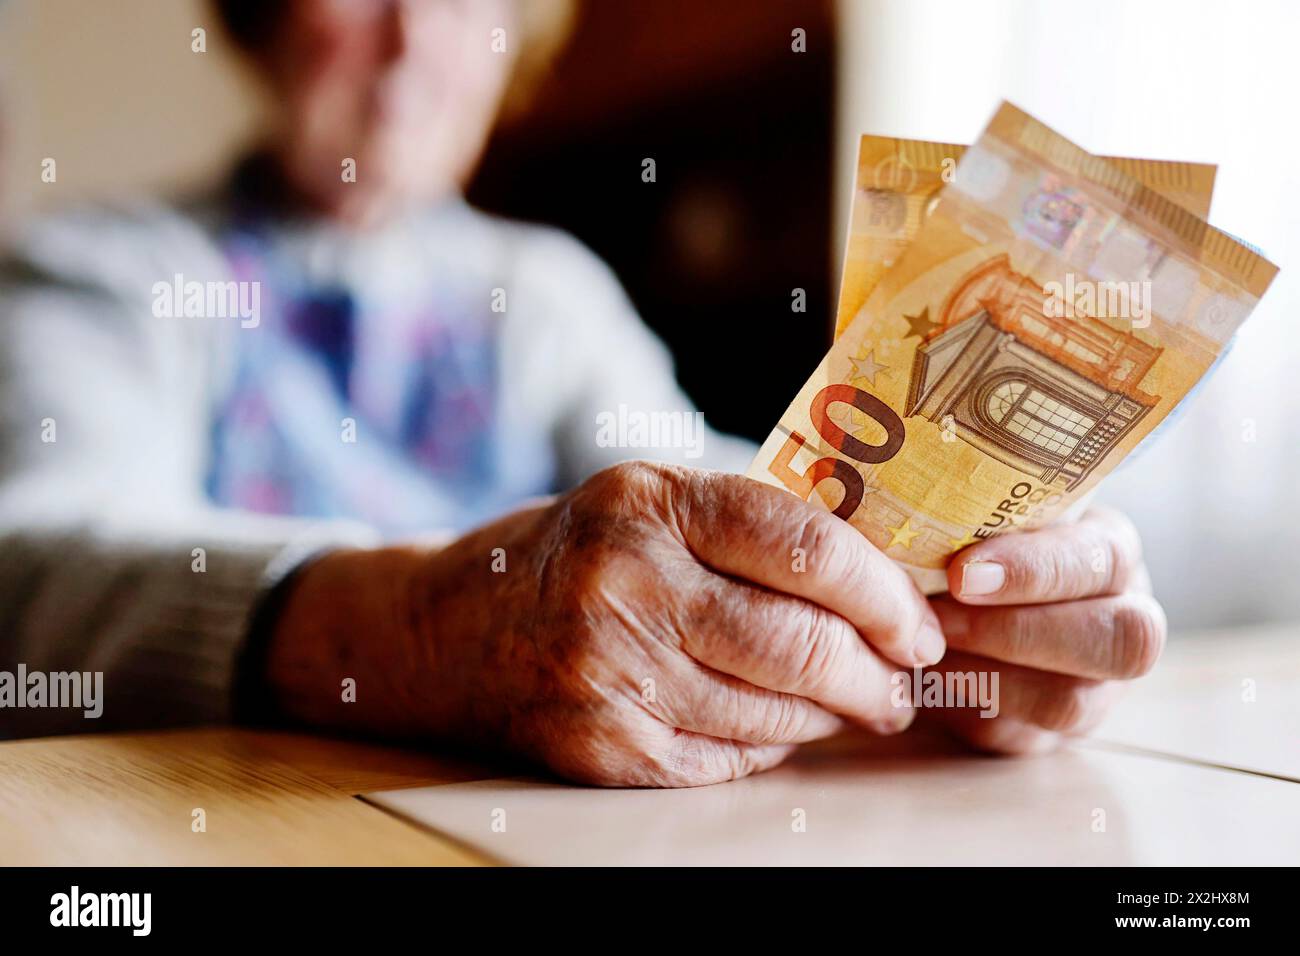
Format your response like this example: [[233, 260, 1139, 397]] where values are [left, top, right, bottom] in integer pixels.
[[914, 620, 947, 666], [961, 561, 1006, 597]]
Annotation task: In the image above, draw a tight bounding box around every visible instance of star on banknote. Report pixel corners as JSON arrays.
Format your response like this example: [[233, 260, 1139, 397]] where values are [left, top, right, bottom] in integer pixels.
[[847, 348, 889, 387], [886, 517, 921, 549], [947, 531, 980, 552], [902, 307, 939, 339]]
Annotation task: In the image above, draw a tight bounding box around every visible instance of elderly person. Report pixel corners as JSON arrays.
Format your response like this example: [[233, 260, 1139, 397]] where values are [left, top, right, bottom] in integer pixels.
[[0, 0, 1164, 785]]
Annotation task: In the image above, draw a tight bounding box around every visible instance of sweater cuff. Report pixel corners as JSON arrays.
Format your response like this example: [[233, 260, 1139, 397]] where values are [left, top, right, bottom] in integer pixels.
[[230, 545, 330, 727], [83, 519, 380, 731]]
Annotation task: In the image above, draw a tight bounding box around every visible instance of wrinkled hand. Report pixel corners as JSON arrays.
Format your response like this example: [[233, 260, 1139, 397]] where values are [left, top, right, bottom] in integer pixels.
[[270, 462, 950, 787], [924, 507, 1166, 753], [405, 462, 950, 786]]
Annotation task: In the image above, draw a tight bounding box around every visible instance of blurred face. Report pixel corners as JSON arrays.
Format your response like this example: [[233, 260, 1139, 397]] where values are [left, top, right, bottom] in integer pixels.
[[261, 0, 516, 225]]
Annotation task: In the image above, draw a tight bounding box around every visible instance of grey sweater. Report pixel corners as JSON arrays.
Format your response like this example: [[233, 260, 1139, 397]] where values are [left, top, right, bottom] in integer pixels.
[[0, 196, 753, 737]]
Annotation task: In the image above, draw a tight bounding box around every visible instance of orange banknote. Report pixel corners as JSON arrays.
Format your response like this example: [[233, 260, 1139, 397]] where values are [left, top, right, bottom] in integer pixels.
[[750, 102, 1276, 593], [833, 135, 1218, 339]]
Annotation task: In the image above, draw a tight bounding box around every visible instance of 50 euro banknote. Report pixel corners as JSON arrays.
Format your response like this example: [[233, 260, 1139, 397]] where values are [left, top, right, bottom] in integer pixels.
[[748, 102, 1278, 593], [833, 134, 1219, 340]]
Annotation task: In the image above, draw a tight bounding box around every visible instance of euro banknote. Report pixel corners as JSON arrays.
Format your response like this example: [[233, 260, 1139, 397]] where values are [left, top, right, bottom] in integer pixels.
[[833, 135, 1218, 339], [749, 102, 1277, 593]]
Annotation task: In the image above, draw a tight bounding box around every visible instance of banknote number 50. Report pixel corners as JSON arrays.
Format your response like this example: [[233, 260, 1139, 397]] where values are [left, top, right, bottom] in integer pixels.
[[767, 384, 905, 520]]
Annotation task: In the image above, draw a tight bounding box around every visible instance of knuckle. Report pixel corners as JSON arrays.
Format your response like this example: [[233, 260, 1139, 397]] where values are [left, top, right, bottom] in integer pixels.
[[1034, 680, 1098, 733], [993, 606, 1036, 659], [1097, 510, 1143, 591], [794, 509, 874, 592], [561, 722, 700, 788], [1107, 509, 1144, 559], [579, 461, 673, 516], [1015, 547, 1072, 600], [575, 468, 622, 511], [604, 459, 661, 489], [731, 744, 786, 781], [677, 576, 731, 659], [559, 547, 639, 624], [1109, 594, 1167, 678], [793, 511, 842, 575], [547, 728, 641, 787], [1104, 533, 1137, 593], [756, 693, 804, 745], [718, 745, 757, 783], [788, 608, 843, 697], [643, 735, 725, 788]]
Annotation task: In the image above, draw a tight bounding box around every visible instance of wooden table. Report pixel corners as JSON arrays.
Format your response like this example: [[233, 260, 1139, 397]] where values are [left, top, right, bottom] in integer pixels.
[[1, 624, 1295, 866]]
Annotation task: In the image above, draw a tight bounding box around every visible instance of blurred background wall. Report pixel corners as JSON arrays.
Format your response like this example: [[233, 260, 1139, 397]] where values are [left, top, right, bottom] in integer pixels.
[[2, 0, 1298, 629], [0, 0, 267, 216]]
